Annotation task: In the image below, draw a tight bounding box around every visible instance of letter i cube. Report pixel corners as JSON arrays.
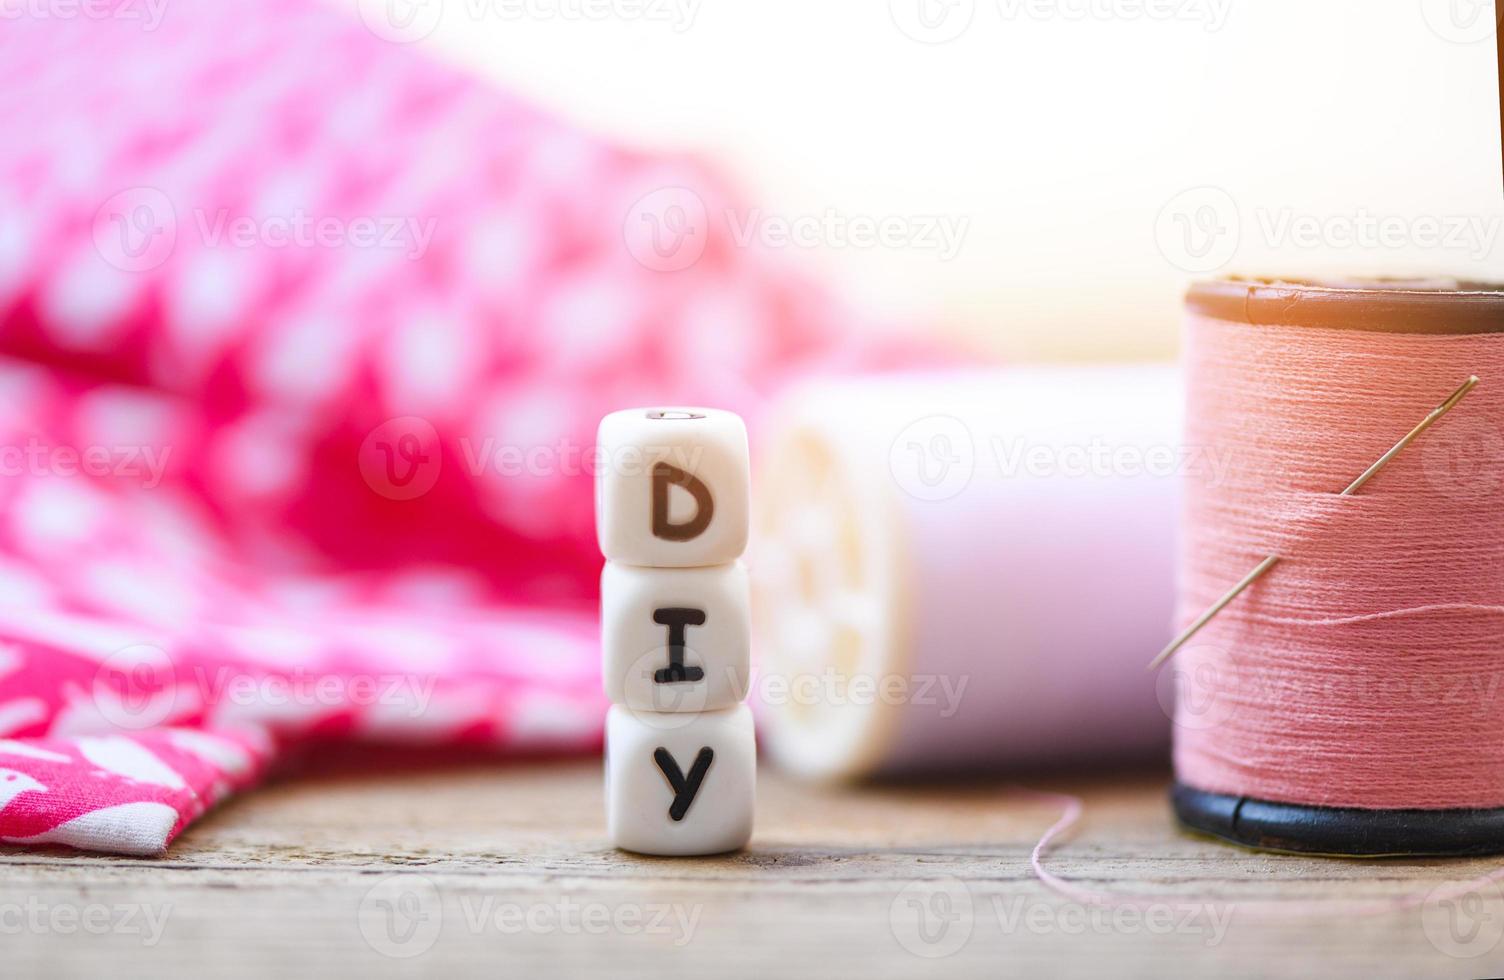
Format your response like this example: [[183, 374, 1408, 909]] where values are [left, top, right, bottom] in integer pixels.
[[596, 408, 755, 855]]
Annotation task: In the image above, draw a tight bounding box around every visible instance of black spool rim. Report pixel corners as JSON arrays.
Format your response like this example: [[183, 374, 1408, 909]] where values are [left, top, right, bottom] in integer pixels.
[[1172, 783, 1504, 858], [1179, 275, 1504, 856]]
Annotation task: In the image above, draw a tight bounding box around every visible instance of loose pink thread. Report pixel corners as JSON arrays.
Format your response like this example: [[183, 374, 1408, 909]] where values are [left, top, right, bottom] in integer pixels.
[[1027, 788, 1504, 917]]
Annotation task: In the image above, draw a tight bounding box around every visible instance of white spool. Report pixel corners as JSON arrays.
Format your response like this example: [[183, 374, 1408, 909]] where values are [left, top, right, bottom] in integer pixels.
[[752, 366, 1183, 781]]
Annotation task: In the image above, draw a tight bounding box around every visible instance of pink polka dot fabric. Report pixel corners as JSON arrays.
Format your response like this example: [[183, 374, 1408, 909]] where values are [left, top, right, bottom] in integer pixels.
[[0, 0, 921, 853]]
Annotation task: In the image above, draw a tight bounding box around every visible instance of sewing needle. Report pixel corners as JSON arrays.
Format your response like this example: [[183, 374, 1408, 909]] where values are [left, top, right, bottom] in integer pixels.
[[1147, 375, 1480, 671]]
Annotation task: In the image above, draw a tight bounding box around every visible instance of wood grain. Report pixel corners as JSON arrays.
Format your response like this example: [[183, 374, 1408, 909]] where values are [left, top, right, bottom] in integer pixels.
[[3, 758, 1501, 979]]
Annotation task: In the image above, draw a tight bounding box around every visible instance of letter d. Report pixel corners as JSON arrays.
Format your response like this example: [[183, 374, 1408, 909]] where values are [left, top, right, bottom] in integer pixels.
[[652, 462, 713, 541]]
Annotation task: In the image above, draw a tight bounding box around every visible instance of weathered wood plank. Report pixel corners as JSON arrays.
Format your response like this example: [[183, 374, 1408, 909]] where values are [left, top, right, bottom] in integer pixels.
[[2, 760, 1499, 979]]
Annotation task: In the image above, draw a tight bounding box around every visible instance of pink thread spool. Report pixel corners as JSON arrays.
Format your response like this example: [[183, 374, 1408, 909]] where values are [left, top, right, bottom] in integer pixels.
[[1172, 277, 1504, 856]]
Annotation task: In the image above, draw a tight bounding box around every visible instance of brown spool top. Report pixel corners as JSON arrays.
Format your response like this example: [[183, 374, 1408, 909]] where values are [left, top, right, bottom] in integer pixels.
[[1187, 277, 1504, 335]]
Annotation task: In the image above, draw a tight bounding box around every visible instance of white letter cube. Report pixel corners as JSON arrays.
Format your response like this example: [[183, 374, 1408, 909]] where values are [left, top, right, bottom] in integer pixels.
[[596, 408, 749, 567], [601, 560, 750, 713], [606, 704, 755, 855]]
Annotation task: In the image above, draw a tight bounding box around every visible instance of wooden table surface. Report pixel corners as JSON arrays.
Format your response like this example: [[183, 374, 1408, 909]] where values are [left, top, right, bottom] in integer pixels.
[[4, 757, 1502, 979]]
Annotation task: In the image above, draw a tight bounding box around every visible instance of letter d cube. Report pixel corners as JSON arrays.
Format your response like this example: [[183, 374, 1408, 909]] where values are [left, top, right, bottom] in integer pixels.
[[596, 408, 749, 567]]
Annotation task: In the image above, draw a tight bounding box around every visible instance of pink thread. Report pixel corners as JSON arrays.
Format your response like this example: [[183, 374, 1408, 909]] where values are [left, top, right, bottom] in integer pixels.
[[1027, 788, 1504, 917], [1173, 314, 1504, 811]]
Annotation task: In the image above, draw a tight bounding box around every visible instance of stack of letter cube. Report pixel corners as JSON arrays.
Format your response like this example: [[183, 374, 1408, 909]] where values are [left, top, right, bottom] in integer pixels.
[[596, 408, 755, 855]]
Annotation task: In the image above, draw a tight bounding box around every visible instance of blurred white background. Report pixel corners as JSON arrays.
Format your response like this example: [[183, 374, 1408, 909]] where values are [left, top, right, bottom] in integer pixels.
[[341, 0, 1504, 359]]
